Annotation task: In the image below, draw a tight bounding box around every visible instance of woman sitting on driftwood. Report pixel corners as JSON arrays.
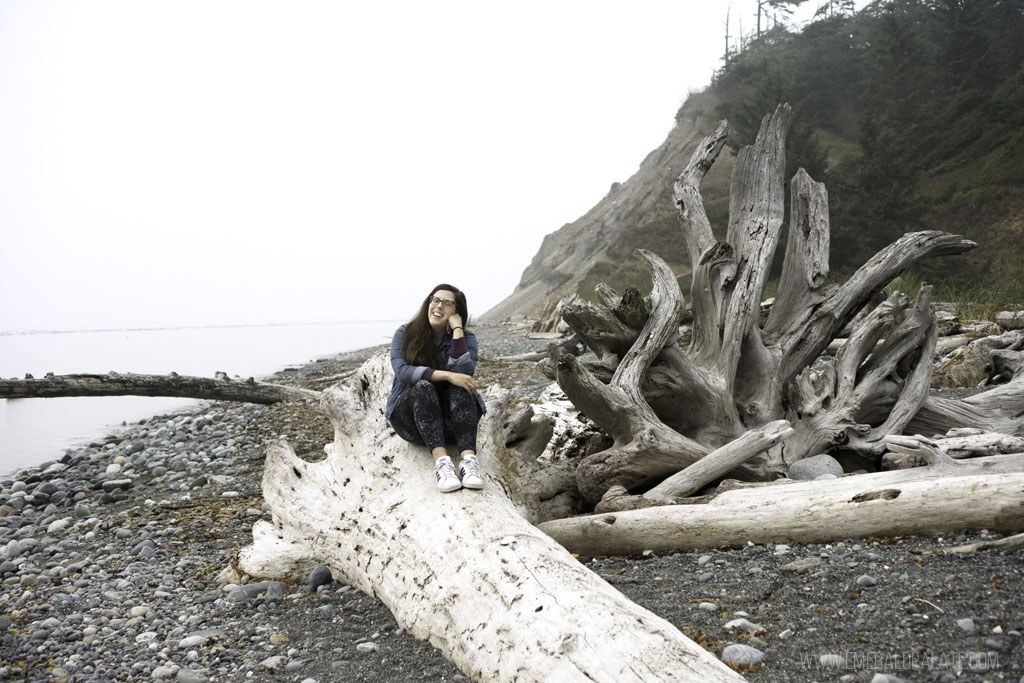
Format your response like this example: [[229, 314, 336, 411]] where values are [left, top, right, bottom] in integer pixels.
[[385, 283, 487, 492]]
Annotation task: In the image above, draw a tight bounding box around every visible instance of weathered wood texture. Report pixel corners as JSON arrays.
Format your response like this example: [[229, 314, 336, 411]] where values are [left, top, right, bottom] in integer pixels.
[[552, 103, 979, 503], [540, 463, 1024, 557], [595, 420, 794, 512], [0, 372, 319, 404], [232, 352, 743, 682]]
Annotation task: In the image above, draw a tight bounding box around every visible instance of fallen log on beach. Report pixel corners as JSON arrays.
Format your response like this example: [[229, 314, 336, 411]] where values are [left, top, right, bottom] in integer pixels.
[[227, 351, 744, 683], [539, 469, 1024, 557], [0, 371, 319, 404]]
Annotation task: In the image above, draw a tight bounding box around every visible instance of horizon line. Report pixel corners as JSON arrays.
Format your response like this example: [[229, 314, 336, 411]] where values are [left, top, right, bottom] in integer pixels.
[[0, 319, 405, 337]]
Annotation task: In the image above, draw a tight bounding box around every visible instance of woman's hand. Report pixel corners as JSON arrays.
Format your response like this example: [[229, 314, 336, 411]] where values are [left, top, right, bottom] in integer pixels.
[[448, 313, 464, 335], [445, 371, 477, 394]]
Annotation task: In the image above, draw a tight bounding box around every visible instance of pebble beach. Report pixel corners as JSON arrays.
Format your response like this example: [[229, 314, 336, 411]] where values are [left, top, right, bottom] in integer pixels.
[[1, 323, 1021, 682]]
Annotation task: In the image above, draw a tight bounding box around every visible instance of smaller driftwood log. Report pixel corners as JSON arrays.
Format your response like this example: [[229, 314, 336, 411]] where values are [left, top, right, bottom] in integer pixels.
[[0, 372, 318, 404], [540, 436, 1024, 556]]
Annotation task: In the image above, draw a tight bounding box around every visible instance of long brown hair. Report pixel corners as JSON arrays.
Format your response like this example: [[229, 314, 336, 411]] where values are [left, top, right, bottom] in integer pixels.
[[401, 283, 470, 368]]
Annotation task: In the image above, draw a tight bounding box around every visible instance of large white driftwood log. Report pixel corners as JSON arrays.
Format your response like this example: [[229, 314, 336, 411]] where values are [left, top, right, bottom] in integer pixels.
[[540, 436, 1024, 556], [233, 352, 743, 682]]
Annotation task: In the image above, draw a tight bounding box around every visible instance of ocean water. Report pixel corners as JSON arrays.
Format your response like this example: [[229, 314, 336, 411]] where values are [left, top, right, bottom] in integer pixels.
[[0, 321, 399, 475]]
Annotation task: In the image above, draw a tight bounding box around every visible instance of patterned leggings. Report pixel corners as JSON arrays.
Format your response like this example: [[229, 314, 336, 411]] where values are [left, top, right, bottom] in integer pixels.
[[388, 380, 481, 453]]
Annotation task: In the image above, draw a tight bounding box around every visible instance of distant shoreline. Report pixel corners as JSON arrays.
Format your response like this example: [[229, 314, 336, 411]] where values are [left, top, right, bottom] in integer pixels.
[[0, 319, 402, 337]]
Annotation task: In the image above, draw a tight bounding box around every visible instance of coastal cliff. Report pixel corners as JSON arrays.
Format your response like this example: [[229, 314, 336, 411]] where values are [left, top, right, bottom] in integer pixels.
[[481, 91, 733, 322]]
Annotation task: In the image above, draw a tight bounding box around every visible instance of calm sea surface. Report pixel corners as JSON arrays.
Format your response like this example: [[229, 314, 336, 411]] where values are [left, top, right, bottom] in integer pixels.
[[0, 321, 399, 475]]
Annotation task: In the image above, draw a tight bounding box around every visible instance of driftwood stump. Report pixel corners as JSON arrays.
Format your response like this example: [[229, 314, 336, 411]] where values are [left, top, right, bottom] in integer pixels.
[[550, 104, 984, 505]]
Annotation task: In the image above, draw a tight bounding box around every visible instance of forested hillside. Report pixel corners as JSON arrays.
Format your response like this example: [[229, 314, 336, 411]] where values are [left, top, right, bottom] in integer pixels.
[[716, 0, 1024, 281], [486, 0, 1024, 321]]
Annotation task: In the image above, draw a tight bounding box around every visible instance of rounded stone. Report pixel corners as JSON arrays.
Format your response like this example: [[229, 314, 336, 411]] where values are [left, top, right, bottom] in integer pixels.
[[264, 582, 285, 603], [721, 643, 764, 666], [308, 566, 333, 592], [788, 454, 844, 480], [260, 656, 285, 670], [957, 618, 977, 633]]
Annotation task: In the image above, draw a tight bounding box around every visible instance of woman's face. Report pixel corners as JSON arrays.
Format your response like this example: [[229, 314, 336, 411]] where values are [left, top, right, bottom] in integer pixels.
[[427, 289, 458, 331]]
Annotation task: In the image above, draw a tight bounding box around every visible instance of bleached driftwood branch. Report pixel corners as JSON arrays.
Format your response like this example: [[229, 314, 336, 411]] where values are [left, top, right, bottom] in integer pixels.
[[0, 371, 318, 404]]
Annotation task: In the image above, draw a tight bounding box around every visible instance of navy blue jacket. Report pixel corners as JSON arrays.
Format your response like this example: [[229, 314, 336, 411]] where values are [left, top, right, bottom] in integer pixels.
[[385, 324, 486, 419]]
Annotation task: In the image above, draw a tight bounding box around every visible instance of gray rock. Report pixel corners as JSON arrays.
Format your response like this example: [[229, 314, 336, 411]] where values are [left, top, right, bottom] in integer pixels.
[[788, 454, 844, 480], [308, 566, 333, 592], [697, 572, 713, 583], [721, 643, 764, 666], [132, 539, 156, 555], [697, 602, 717, 612], [356, 642, 379, 654], [260, 656, 285, 670], [101, 479, 133, 492], [957, 617, 977, 633], [37, 482, 59, 496], [2, 539, 26, 559], [856, 574, 878, 587], [178, 635, 208, 649], [227, 581, 274, 602], [781, 557, 824, 573], [264, 582, 285, 603]]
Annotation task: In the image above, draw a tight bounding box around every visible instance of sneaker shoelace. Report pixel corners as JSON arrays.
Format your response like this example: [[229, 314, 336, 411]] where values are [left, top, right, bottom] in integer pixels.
[[436, 459, 457, 480], [462, 458, 480, 478]]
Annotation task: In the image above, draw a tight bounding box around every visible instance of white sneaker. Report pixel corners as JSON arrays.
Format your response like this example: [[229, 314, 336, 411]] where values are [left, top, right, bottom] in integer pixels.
[[459, 455, 484, 490], [435, 456, 462, 493]]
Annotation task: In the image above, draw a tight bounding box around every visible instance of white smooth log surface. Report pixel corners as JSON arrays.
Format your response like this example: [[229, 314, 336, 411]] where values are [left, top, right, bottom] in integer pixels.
[[540, 471, 1024, 557], [236, 352, 742, 683]]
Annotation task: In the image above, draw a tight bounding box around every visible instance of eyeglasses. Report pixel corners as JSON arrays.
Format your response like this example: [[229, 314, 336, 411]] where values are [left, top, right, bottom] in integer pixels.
[[430, 296, 457, 309]]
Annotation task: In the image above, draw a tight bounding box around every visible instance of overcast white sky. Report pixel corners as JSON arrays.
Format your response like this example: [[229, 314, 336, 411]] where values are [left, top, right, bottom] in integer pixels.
[[1, 0, 837, 332]]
